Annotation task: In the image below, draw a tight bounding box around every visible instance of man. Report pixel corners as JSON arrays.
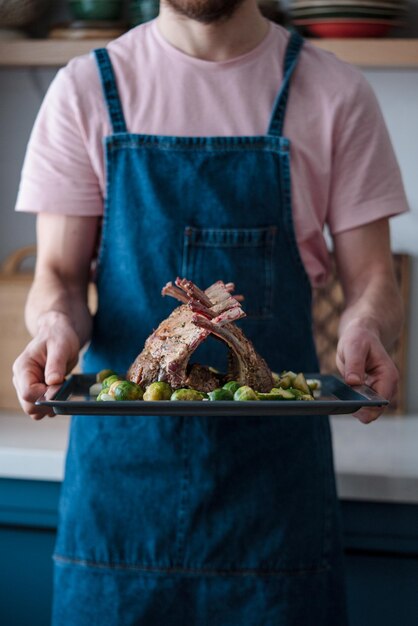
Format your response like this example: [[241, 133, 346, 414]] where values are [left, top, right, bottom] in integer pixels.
[[13, 0, 407, 624]]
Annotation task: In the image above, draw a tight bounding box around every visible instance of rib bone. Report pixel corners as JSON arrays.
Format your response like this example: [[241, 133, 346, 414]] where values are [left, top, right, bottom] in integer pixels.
[[128, 278, 273, 392]]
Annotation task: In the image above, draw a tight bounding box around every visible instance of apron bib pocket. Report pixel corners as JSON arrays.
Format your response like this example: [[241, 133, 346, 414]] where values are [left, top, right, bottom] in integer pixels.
[[181, 225, 277, 319]]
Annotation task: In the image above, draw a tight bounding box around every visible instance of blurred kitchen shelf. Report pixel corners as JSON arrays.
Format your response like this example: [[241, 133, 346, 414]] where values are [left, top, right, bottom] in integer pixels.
[[0, 38, 418, 67], [312, 38, 418, 67]]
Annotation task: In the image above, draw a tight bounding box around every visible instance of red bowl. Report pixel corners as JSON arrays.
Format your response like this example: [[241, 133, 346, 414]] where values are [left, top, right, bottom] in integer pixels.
[[302, 20, 394, 37]]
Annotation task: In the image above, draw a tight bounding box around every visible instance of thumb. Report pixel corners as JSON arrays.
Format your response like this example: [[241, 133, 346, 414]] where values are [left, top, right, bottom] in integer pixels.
[[44, 340, 68, 386], [339, 336, 368, 386]]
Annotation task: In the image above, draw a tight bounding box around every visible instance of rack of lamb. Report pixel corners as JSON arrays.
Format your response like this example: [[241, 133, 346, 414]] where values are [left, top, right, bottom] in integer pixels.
[[128, 278, 274, 393]]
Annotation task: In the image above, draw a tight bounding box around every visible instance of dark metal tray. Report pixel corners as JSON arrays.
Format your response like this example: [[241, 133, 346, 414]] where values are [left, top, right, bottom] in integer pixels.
[[36, 374, 388, 416]]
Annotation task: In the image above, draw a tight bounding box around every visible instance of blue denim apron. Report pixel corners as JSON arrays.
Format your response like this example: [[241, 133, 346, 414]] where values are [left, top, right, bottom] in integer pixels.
[[52, 32, 347, 625]]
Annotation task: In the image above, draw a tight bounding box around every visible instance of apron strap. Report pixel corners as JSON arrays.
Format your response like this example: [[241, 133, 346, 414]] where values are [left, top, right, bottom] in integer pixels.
[[267, 31, 304, 138], [93, 48, 128, 134]]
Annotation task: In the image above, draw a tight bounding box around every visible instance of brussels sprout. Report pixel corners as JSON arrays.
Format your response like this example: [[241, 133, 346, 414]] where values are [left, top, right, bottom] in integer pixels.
[[277, 371, 297, 389], [97, 390, 115, 402], [260, 387, 314, 401], [102, 374, 122, 390], [114, 381, 144, 401], [108, 380, 125, 397], [96, 369, 117, 383], [223, 381, 242, 394], [292, 373, 311, 395], [272, 387, 297, 400], [233, 386, 258, 401], [307, 379, 321, 398], [143, 382, 173, 401], [89, 382, 103, 396], [170, 389, 206, 401], [289, 387, 305, 399], [208, 388, 234, 401], [256, 390, 284, 401], [307, 378, 321, 391], [300, 394, 315, 401]]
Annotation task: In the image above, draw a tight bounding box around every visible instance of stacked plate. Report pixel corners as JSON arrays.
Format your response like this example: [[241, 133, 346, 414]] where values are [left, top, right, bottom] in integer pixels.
[[289, 0, 408, 37]]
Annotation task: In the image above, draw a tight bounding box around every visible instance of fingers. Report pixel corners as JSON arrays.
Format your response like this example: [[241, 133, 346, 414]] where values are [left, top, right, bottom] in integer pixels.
[[12, 370, 54, 420], [12, 317, 80, 420], [337, 332, 369, 386], [13, 340, 66, 420], [367, 360, 399, 406], [353, 406, 384, 425], [337, 327, 399, 425], [44, 338, 70, 386]]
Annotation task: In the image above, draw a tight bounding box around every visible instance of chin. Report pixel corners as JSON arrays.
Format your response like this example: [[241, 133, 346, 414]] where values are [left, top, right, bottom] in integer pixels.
[[164, 0, 246, 23]]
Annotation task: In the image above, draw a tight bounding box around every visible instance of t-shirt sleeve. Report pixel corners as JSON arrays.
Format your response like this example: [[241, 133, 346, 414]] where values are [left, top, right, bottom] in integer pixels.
[[15, 62, 103, 216], [326, 71, 409, 235]]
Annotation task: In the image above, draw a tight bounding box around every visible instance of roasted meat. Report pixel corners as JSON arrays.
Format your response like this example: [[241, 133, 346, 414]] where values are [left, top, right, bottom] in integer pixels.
[[128, 278, 274, 392]]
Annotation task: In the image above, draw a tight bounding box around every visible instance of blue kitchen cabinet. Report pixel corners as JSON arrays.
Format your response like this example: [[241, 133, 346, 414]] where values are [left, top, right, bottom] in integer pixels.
[[0, 479, 60, 626], [1, 477, 418, 626], [343, 500, 418, 626]]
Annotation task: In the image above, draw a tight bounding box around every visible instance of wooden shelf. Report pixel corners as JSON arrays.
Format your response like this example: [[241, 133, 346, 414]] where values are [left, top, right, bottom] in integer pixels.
[[312, 38, 418, 67], [0, 38, 417, 68], [0, 39, 106, 67]]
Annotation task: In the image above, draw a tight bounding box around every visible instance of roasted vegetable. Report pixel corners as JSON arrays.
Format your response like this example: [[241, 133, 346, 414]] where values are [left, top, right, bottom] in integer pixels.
[[97, 390, 115, 401], [256, 390, 283, 401], [89, 382, 103, 396], [208, 388, 234, 401], [300, 394, 315, 401], [277, 371, 297, 389], [272, 387, 297, 400], [307, 378, 321, 398], [170, 389, 207, 401], [144, 382, 173, 401], [292, 373, 311, 395], [95, 364, 318, 404], [223, 381, 242, 394], [102, 374, 122, 390], [114, 381, 144, 401], [233, 386, 259, 401], [108, 380, 125, 397], [96, 369, 117, 383], [307, 378, 320, 391]]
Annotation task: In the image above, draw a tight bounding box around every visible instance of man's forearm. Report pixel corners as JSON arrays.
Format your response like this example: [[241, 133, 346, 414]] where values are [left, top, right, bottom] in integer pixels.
[[25, 269, 93, 348], [338, 270, 403, 351]]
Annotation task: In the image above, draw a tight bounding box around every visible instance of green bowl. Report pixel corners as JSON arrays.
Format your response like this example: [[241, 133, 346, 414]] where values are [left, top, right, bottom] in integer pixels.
[[69, 0, 123, 21], [129, 0, 159, 25]]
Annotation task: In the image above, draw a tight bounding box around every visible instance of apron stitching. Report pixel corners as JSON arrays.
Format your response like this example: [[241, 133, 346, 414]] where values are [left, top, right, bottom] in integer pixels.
[[279, 150, 312, 291], [94, 143, 113, 276], [53, 555, 331, 577], [107, 142, 283, 154]]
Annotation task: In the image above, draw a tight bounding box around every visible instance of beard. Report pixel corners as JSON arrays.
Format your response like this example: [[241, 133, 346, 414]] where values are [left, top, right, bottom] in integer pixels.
[[163, 0, 247, 23]]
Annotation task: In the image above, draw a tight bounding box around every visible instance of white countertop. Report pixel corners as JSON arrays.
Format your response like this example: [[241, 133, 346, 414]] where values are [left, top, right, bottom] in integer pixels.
[[0, 412, 69, 481], [1, 411, 418, 504]]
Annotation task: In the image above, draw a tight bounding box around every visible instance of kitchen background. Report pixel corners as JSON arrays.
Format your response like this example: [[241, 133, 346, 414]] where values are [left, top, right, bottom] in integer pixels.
[[1, 3, 418, 625], [1, 0, 418, 412]]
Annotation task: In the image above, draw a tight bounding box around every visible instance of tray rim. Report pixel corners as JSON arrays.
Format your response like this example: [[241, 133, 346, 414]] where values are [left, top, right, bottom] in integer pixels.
[[35, 373, 389, 416]]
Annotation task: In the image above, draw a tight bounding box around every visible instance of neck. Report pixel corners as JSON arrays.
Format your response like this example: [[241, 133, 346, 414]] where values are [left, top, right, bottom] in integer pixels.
[[157, 1, 269, 62]]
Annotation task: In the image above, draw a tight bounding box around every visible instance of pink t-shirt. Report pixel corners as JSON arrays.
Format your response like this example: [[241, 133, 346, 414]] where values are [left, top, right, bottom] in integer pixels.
[[16, 20, 408, 286]]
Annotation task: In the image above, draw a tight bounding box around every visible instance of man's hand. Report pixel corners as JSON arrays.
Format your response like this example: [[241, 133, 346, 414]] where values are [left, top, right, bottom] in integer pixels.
[[333, 218, 403, 424], [13, 312, 80, 420], [12, 213, 98, 419], [336, 324, 399, 423]]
